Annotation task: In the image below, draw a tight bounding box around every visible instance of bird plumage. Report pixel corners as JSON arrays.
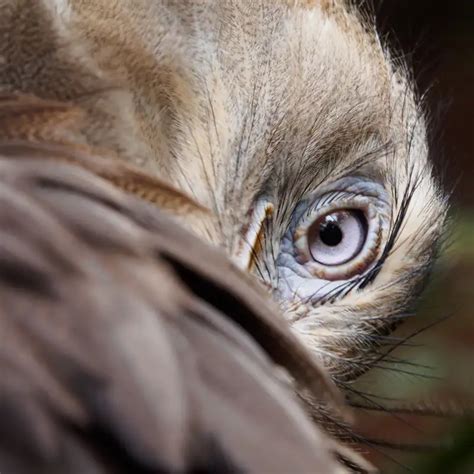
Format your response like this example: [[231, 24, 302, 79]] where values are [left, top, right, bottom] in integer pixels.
[[0, 0, 448, 471], [0, 96, 369, 472]]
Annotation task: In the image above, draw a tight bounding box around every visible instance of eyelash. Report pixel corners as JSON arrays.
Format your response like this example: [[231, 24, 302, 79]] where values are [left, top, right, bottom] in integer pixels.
[[358, 171, 419, 290]]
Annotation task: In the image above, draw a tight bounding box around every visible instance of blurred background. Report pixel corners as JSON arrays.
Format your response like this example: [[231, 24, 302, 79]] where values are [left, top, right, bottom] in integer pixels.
[[353, 1, 474, 472]]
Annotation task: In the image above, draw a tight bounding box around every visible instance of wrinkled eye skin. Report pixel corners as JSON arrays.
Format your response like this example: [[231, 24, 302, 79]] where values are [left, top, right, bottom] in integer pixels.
[[276, 177, 391, 303]]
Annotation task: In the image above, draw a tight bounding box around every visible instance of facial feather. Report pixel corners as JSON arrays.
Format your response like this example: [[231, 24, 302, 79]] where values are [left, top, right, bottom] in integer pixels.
[[0, 0, 447, 385]]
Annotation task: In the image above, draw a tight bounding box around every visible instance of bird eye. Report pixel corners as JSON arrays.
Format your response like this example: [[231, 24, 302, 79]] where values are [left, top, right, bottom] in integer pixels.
[[307, 210, 368, 266], [275, 179, 391, 302]]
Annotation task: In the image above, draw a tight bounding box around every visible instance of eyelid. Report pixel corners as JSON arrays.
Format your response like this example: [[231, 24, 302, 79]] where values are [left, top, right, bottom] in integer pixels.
[[306, 177, 390, 207]]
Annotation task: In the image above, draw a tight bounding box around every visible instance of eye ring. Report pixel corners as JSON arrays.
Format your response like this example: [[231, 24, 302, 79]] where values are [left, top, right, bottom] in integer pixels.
[[275, 178, 391, 302]]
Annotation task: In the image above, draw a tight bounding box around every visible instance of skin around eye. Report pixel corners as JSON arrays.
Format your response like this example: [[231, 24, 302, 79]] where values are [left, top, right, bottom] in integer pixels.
[[275, 179, 391, 303], [307, 210, 368, 266], [288, 177, 391, 283]]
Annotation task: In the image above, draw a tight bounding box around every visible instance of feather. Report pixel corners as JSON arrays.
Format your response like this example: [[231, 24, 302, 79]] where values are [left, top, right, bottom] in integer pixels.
[[0, 93, 372, 472]]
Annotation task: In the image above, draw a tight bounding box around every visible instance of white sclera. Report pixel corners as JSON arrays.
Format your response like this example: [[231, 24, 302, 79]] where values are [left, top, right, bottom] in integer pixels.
[[307, 210, 366, 266]]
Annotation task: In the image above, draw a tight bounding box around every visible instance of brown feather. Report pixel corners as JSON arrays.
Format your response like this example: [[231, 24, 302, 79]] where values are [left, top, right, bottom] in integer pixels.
[[0, 94, 372, 470], [0, 94, 208, 218]]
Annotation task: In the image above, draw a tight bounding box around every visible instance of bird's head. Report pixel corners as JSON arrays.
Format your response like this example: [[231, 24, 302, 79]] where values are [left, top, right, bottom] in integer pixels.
[[0, 0, 447, 387], [109, 0, 446, 383]]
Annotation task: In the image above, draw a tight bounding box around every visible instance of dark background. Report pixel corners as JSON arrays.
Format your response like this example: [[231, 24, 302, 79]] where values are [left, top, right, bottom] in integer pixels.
[[353, 1, 474, 472]]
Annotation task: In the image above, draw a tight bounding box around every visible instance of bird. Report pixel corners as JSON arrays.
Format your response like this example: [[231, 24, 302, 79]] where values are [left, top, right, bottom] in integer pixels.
[[0, 93, 374, 473], [0, 0, 447, 472]]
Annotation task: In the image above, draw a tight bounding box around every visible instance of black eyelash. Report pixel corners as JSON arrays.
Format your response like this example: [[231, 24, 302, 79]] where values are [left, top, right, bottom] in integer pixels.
[[357, 165, 420, 290]]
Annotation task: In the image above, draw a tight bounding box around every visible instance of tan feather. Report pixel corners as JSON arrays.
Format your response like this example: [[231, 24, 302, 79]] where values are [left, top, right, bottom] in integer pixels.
[[0, 94, 208, 218]]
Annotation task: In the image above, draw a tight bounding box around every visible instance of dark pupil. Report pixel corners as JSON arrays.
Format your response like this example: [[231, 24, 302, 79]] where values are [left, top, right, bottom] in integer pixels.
[[319, 220, 343, 247]]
